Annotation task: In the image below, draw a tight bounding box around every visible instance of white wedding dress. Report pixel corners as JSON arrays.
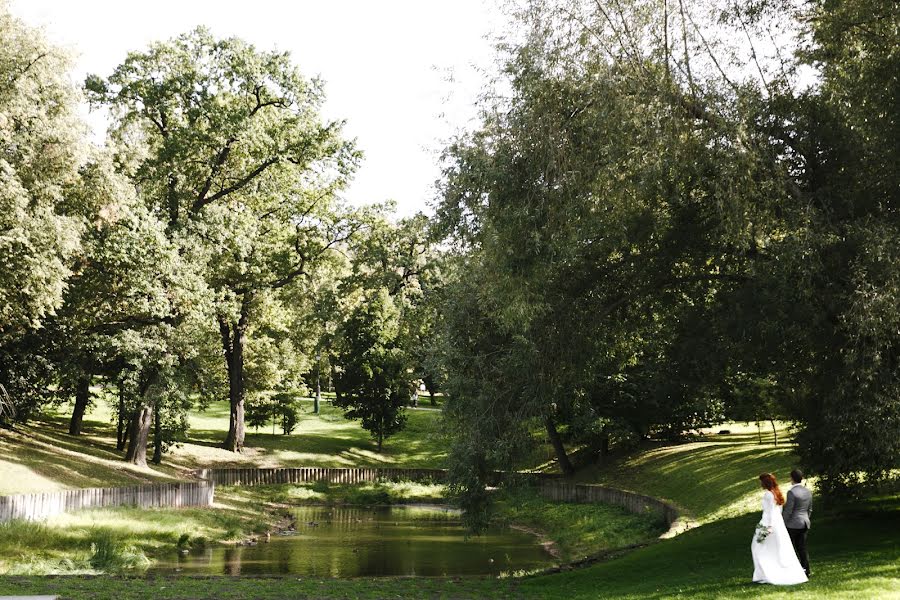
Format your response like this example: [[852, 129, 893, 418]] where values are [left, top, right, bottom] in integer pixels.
[[751, 490, 808, 585]]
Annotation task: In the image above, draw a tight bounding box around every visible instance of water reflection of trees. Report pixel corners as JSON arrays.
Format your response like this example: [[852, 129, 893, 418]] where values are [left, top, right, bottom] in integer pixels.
[[163, 506, 549, 577]]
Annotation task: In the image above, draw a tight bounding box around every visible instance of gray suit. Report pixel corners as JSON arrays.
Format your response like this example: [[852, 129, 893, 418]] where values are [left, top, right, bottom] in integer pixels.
[[783, 484, 812, 530], [783, 483, 812, 575]]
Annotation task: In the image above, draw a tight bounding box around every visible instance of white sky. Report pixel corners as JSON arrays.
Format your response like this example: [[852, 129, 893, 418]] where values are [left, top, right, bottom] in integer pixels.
[[10, 0, 503, 216]]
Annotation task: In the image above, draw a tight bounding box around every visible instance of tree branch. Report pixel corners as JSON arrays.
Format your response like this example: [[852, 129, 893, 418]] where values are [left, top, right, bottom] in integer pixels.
[[191, 156, 280, 212], [196, 138, 236, 206]]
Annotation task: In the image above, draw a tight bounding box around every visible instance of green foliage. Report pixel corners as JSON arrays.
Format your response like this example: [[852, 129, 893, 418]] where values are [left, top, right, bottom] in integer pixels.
[[436, 0, 899, 514], [714, 0, 900, 493], [86, 26, 362, 452], [0, 7, 83, 342], [246, 391, 303, 435], [333, 290, 409, 450], [435, 0, 780, 520], [0, 6, 85, 420]]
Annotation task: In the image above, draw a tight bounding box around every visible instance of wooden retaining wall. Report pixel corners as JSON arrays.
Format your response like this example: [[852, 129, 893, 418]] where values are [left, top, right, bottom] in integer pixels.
[[198, 467, 679, 526], [536, 481, 679, 526], [0, 481, 215, 523], [195, 467, 449, 486]]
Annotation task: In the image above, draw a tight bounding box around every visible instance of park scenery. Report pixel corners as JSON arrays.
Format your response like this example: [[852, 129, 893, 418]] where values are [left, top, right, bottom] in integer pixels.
[[0, 0, 898, 598]]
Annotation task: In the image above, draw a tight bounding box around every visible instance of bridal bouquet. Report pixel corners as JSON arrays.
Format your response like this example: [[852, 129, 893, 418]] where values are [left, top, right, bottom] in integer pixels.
[[755, 523, 772, 543]]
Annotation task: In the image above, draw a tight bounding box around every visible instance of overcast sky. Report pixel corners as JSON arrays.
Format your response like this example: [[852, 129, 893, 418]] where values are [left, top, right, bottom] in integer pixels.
[[10, 0, 503, 216]]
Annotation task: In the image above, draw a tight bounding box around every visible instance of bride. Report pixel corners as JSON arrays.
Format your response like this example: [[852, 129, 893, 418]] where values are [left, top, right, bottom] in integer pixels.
[[751, 473, 808, 585]]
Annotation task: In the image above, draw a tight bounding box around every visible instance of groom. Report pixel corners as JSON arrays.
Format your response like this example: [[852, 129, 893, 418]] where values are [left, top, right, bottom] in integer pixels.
[[782, 469, 812, 576]]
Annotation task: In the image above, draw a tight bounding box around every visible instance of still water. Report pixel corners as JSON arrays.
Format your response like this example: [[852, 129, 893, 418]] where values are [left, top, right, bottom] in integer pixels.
[[150, 505, 555, 577]]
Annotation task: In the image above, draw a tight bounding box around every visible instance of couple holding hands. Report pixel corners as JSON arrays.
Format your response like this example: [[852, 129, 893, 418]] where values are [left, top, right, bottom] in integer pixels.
[[751, 469, 812, 586]]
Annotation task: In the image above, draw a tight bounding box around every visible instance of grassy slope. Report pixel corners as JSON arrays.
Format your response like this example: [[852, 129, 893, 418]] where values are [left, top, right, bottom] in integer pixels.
[[0, 397, 448, 496], [579, 423, 799, 523], [523, 423, 900, 599], [492, 487, 667, 562], [1, 414, 898, 598], [521, 503, 900, 599]]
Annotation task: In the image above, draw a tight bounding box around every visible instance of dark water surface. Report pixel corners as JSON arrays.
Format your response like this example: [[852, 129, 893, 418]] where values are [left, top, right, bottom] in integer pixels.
[[149, 505, 555, 577]]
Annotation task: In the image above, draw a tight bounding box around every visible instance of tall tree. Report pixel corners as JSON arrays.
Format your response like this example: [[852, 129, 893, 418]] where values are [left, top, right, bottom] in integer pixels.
[[0, 5, 84, 417], [721, 0, 900, 493], [435, 0, 797, 524], [86, 28, 360, 451], [332, 289, 409, 451]]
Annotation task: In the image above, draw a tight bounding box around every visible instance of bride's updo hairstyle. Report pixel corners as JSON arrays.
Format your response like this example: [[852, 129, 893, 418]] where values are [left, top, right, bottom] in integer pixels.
[[759, 473, 785, 505]]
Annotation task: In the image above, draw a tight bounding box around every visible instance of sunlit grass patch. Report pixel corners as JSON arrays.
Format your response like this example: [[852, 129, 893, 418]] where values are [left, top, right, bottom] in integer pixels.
[[580, 425, 799, 522], [520, 496, 900, 599]]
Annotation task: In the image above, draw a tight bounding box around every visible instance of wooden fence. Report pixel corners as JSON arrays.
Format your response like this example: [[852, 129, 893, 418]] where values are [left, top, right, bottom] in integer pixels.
[[197, 467, 679, 527], [0, 481, 215, 523], [195, 467, 449, 486]]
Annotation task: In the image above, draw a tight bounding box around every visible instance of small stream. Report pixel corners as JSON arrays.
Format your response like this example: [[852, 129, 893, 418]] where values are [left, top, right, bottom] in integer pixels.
[[149, 505, 555, 577]]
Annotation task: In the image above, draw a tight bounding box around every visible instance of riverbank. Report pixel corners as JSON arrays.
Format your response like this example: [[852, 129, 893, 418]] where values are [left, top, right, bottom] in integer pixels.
[[2, 413, 897, 598], [0, 478, 667, 576]]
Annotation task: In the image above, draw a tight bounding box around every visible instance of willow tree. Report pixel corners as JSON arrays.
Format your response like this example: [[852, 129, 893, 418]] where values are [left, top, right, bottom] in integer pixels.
[[435, 0, 800, 523], [87, 28, 359, 451], [727, 0, 900, 493]]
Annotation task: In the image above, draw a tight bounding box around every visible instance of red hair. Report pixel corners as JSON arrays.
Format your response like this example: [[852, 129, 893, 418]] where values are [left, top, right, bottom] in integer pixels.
[[759, 473, 785, 505]]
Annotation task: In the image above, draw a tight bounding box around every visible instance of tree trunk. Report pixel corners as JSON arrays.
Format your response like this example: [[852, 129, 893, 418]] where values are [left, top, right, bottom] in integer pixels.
[[125, 403, 153, 467], [119, 414, 132, 452], [124, 373, 156, 467], [116, 385, 127, 451], [221, 298, 251, 453], [423, 375, 437, 406], [544, 415, 575, 476], [151, 399, 162, 464], [770, 419, 778, 447], [598, 434, 610, 462], [332, 364, 342, 403], [68, 375, 91, 435], [314, 350, 321, 415]]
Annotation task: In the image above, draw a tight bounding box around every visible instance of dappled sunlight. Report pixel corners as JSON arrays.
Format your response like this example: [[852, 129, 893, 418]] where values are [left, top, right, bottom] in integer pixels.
[[0, 426, 176, 493], [0, 399, 448, 494], [580, 430, 799, 522]]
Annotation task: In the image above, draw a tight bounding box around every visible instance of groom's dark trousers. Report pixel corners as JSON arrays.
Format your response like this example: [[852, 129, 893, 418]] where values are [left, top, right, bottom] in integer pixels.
[[787, 526, 810, 575]]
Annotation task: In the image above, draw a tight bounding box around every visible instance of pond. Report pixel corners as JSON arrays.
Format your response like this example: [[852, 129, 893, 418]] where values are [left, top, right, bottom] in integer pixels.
[[149, 505, 556, 577]]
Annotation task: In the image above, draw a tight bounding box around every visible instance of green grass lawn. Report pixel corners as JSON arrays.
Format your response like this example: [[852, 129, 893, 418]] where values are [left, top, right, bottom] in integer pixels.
[[0, 397, 449, 495], [1, 412, 898, 598], [179, 398, 448, 470], [520, 498, 900, 599], [579, 423, 800, 523]]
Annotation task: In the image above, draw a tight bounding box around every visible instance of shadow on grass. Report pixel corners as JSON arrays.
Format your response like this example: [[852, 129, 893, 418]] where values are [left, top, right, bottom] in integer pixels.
[[0, 426, 173, 491], [581, 441, 798, 520]]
